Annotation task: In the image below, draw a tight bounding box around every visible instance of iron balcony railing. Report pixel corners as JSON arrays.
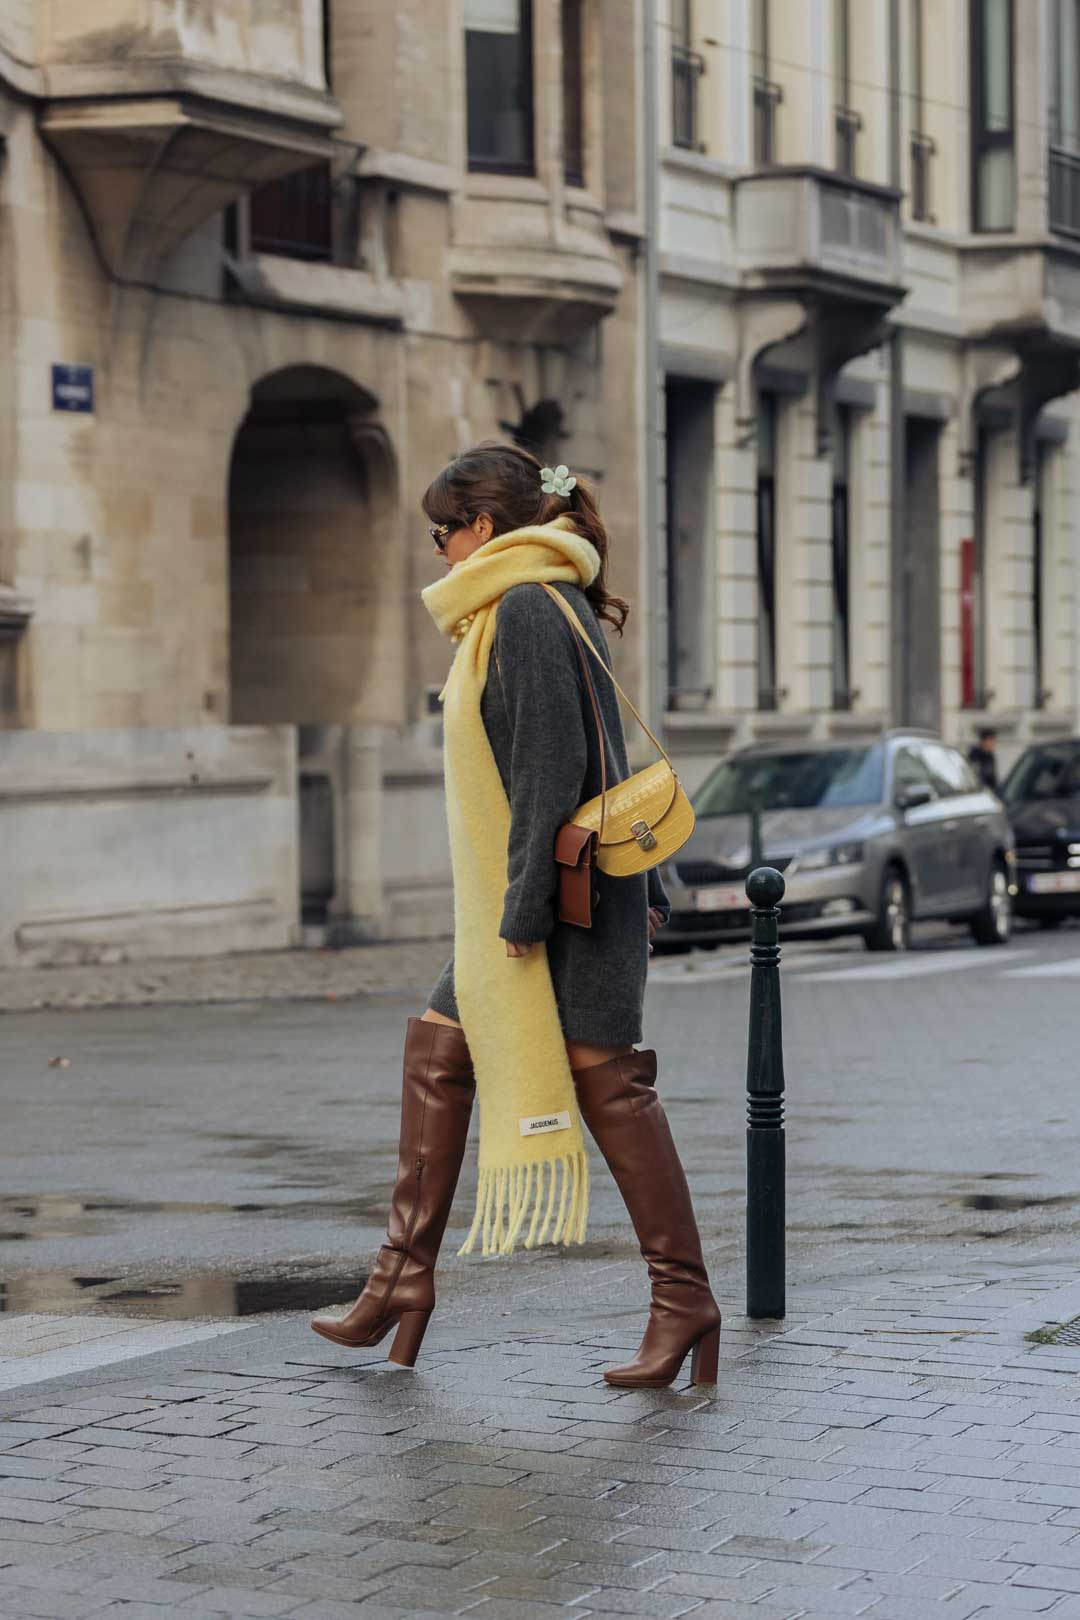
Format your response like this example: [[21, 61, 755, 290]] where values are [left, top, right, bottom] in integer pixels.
[[835, 105, 862, 178], [911, 131, 935, 222], [671, 43, 706, 151], [753, 76, 782, 166], [1049, 144, 1080, 238]]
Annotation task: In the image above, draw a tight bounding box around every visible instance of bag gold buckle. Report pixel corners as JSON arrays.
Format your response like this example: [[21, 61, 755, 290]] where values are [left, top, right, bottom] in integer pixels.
[[630, 818, 657, 851]]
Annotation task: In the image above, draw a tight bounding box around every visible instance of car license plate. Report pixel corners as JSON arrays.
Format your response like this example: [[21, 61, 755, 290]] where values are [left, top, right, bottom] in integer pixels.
[[1027, 871, 1080, 894], [691, 884, 747, 912]]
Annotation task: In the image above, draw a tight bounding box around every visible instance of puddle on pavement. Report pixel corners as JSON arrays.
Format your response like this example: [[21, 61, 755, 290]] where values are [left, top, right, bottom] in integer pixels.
[[959, 1192, 1076, 1212], [0, 1269, 364, 1320], [0, 1192, 384, 1240]]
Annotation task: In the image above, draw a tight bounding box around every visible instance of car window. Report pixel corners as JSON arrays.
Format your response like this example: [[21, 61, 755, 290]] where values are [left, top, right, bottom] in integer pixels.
[[892, 747, 937, 798], [922, 743, 979, 797], [1003, 744, 1080, 803], [692, 746, 884, 815]]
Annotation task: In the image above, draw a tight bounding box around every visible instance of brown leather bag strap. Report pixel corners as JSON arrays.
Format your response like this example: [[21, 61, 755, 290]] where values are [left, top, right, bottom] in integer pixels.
[[565, 612, 608, 847], [540, 582, 675, 769]]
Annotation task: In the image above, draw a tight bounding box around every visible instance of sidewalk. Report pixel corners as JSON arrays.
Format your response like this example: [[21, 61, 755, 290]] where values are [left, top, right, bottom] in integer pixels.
[[3, 1254, 1080, 1620], [0, 940, 453, 1015]]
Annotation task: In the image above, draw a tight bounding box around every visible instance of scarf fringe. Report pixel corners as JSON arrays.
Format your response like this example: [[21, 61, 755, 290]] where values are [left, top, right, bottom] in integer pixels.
[[457, 1151, 590, 1258]]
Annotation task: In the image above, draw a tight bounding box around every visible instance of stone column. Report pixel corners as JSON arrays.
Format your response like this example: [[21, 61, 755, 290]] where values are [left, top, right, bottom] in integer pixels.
[[848, 386, 892, 719], [776, 394, 832, 717], [714, 385, 757, 714]]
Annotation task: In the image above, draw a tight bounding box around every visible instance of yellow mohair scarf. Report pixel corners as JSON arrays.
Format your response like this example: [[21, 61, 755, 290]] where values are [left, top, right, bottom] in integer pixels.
[[420, 518, 598, 1258]]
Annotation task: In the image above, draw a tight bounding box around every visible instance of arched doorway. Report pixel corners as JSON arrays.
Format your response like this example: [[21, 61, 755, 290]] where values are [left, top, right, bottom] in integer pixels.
[[228, 364, 397, 725], [228, 365, 398, 934]]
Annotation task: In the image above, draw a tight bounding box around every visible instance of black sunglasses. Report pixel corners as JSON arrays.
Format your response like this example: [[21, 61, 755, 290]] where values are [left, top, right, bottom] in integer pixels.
[[428, 518, 470, 551]]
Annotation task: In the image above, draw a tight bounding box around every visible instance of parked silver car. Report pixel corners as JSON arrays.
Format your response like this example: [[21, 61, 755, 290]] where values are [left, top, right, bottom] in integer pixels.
[[657, 732, 1015, 952]]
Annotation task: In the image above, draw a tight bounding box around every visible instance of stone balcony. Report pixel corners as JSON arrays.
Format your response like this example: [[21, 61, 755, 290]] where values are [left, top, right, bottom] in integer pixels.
[[37, 0, 340, 281], [730, 167, 906, 452], [734, 166, 905, 306], [958, 226, 1080, 480], [449, 180, 624, 345]]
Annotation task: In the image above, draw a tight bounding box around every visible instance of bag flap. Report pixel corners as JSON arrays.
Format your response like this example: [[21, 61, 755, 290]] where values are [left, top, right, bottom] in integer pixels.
[[572, 760, 679, 846], [555, 822, 597, 867]]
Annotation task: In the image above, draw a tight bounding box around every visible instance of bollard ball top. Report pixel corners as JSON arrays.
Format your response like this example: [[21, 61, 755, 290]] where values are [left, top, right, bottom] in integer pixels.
[[746, 866, 786, 908]]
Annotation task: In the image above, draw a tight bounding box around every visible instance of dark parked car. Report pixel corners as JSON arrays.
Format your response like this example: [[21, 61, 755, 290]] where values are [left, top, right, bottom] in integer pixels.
[[1002, 738, 1080, 926], [657, 732, 1015, 953]]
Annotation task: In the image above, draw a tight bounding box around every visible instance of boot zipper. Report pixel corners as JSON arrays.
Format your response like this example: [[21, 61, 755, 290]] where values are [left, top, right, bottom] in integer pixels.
[[387, 1154, 425, 1300], [405, 1156, 424, 1244]]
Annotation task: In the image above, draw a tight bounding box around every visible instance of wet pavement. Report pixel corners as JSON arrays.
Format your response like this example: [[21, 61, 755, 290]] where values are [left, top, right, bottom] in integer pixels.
[[2, 925, 1080, 1614]]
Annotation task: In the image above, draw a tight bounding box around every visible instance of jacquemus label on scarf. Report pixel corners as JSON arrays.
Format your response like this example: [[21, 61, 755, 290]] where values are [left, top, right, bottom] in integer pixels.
[[519, 1110, 572, 1137]]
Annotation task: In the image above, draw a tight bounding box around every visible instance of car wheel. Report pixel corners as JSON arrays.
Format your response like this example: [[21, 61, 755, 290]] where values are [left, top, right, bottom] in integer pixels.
[[970, 860, 1012, 946], [864, 867, 910, 952]]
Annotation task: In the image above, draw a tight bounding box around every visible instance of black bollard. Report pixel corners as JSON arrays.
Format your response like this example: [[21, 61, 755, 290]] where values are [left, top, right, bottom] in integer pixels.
[[745, 866, 786, 1320]]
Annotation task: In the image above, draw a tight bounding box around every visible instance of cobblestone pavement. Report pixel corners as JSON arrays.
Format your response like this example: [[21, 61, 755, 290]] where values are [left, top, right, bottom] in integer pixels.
[[3, 925, 1080, 1616], [2, 1262, 1080, 1619]]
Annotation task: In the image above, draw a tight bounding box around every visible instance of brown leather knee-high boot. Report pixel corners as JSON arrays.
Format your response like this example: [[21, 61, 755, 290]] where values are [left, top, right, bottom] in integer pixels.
[[572, 1048, 721, 1389], [310, 1017, 475, 1365]]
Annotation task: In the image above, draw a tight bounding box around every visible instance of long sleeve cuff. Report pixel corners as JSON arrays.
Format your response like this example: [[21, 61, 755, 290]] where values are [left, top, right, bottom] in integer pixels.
[[499, 895, 556, 944]]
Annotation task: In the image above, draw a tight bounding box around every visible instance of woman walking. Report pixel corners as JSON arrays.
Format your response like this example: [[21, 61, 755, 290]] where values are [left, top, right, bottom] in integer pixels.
[[311, 443, 721, 1388]]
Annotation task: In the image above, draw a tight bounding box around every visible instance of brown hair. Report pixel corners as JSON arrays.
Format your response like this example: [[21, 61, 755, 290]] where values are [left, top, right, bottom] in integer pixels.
[[421, 441, 630, 635]]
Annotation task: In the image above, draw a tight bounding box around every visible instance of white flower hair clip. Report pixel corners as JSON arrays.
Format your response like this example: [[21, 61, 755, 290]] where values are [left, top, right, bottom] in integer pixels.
[[540, 464, 577, 498]]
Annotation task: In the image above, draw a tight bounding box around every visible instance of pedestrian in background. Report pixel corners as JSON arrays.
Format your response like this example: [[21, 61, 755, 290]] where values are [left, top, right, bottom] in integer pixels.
[[969, 726, 1000, 794], [311, 441, 721, 1389]]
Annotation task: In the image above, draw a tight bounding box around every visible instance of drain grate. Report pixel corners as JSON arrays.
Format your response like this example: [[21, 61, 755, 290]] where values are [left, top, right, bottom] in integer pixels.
[[1027, 1314, 1080, 1347]]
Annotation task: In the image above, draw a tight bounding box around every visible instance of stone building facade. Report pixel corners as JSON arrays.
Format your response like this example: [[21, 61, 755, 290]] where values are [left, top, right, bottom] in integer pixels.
[[658, 0, 1080, 792], [0, 0, 648, 964]]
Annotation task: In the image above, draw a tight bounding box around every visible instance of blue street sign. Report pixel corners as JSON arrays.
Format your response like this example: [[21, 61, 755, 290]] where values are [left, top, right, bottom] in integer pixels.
[[51, 365, 94, 413]]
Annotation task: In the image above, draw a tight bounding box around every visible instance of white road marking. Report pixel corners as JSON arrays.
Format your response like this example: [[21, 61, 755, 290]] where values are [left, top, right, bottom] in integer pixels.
[[803, 948, 1020, 983], [1002, 955, 1080, 979], [649, 950, 839, 985], [0, 1315, 246, 1392]]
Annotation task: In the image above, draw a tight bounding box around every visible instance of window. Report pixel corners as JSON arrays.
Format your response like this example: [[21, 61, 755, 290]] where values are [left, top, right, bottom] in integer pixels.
[[970, 0, 1015, 230], [757, 393, 779, 711], [665, 379, 715, 710], [322, 0, 332, 89], [693, 747, 885, 816], [466, 0, 534, 174], [671, 0, 704, 151], [967, 428, 992, 708], [562, 0, 585, 186], [0, 641, 20, 728], [909, 0, 935, 221], [1032, 441, 1051, 709], [923, 743, 980, 797], [833, 0, 860, 176], [1003, 743, 1080, 802], [831, 404, 852, 710], [892, 746, 937, 799], [1049, 0, 1080, 233], [752, 0, 781, 165], [249, 163, 333, 261]]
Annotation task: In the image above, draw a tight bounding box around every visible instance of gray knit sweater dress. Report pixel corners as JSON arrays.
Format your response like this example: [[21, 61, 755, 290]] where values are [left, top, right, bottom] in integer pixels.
[[426, 578, 671, 1046]]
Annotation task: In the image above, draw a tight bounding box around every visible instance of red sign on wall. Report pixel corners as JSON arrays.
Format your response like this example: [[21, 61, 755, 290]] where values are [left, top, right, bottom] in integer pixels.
[[959, 538, 975, 710]]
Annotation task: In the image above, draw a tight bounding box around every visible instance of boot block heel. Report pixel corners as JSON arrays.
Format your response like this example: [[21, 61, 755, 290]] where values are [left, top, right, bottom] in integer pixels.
[[387, 1309, 432, 1368], [690, 1322, 721, 1386]]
